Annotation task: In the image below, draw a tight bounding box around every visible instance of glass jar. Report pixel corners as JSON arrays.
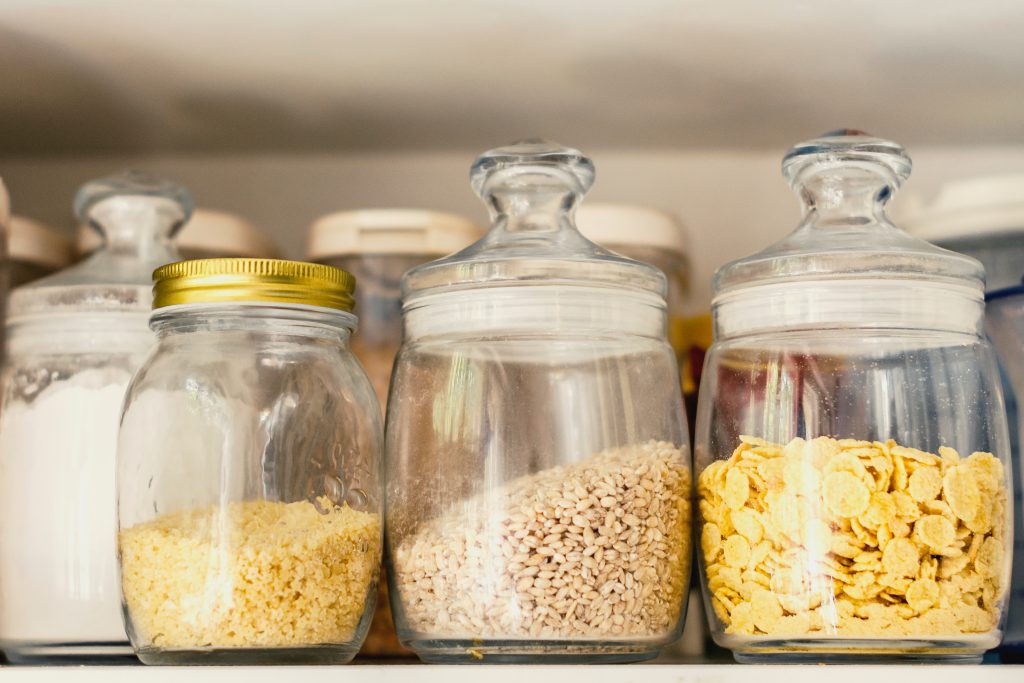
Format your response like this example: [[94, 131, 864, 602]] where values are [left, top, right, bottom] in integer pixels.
[[0, 171, 191, 662], [695, 131, 1012, 663], [385, 140, 692, 663], [117, 259, 383, 665], [307, 208, 483, 657]]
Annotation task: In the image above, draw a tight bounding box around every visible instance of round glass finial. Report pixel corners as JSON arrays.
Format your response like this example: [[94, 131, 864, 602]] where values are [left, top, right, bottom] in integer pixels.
[[782, 129, 912, 188], [74, 169, 194, 227], [469, 138, 595, 198]]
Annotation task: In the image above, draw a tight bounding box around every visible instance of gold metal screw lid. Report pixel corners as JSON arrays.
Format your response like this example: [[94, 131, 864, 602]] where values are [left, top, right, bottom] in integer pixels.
[[153, 258, 356, 312]]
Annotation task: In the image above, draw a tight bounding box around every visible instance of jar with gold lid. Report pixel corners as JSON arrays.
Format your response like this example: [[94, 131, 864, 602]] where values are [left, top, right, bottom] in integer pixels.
[[117, 258, 382, 665]]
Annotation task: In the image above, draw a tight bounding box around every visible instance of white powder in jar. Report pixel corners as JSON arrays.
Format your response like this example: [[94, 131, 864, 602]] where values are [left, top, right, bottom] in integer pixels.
[[0, 368, 131, 646]]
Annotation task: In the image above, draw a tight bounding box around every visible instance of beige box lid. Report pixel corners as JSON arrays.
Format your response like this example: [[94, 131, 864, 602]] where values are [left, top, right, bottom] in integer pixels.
[[576, 203, 688, 256], [10, 215, 76, 268], [306, 209, 483, 258]]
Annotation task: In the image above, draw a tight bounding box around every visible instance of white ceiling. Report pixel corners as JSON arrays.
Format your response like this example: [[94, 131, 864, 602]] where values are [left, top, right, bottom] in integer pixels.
[[2, 1, 1024, 155]]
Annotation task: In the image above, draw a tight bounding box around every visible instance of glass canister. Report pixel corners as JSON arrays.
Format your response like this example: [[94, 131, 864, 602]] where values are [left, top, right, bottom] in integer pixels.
[[8, 216, 76, 288], [0, 171, 192, 662], [385, 140, 692, 663], [307, 208, 483, 657], [695, 131, 1013, 662], [117, 259, 383, 665], [79, 208, 282, 261]]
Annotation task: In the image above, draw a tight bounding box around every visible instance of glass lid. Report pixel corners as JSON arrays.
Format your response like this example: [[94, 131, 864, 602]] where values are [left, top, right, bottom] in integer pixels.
[[401, 139, 665, 302], [8, 171, 193, 321], [713, 130, 984, 299]]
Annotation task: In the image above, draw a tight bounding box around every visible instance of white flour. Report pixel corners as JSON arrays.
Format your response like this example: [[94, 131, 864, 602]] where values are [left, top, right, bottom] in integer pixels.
[[0, 368, 131, 645]]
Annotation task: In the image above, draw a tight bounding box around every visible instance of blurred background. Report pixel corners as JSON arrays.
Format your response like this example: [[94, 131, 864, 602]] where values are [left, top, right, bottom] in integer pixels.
[[2, 0, 1024, 310]]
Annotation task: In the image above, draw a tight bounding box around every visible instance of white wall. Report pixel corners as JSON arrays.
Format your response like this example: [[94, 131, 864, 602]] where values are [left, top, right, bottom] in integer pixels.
[[3, 146, 1024, 311]]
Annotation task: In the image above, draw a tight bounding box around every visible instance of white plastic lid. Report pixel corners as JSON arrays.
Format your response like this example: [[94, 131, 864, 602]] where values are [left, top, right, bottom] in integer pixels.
[[77, 208, 281, 258], [306, 209, 483, 258], [901, 174, 1024, 241], [576, 204, 688, 256], [9, 215, 75, 268]]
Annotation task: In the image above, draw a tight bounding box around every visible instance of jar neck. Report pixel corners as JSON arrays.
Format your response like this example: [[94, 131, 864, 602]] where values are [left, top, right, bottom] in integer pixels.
[[150, 303, 357, 342], [795, 165, 895, 228]]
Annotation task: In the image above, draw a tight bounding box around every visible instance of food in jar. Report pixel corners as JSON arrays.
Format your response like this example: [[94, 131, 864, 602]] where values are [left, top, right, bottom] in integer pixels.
[[0, 368, 131, 647], [120, 498, 381, 649], [698, 435, 1008, 638], [393, 441, 691, 639]]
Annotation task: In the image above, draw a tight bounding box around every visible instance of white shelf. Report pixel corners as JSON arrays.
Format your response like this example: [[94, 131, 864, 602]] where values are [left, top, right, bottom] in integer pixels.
[[1, 664, 1022, 683]]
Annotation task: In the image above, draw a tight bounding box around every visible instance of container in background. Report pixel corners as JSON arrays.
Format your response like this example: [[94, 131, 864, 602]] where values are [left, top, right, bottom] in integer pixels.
[[306, 209, 483, 410], [902, 175, 1024, 292], [78, 207, 281, 260], [0, 180, 9, 368], [696, 131, 1012, 662], [576, 204, 690, 382], [0, 171, 192, 662], [118, 259, 382, 665], [986, 284, 1024, 661], [576, 203, 707, 659], [307, 209, 483, 658], [386, 140, 692, 663], [9, 216, 75, 287], [903, 175, 1024, 659]]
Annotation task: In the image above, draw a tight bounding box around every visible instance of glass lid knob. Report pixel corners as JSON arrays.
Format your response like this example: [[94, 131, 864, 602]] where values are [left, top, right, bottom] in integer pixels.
[[75, 170, 194, 247], [783, 129, 912, 188], [470, 138, 595, 199]]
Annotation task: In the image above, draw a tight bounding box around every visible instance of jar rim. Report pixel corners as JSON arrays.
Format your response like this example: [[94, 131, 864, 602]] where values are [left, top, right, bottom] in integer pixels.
[[149, 301, 358, 332]]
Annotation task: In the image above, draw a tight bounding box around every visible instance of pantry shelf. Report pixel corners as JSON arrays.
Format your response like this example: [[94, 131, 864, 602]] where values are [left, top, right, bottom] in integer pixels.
[[2, 664, 1022, 682]]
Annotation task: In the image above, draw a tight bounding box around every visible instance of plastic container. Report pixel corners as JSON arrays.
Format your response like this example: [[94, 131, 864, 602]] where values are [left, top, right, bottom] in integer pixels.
[[8, 216, 75, 287], [306, 209, 483, 408], [0, 171, 192, 662], [385, 140, 692, 663], [984, 285, 1024, 661], [307, 208, 482, 657], [902, 175, 1024, 292], [576, 204, 690, 376], [903, 175, 1024, 659], [78, 207, 281, 260], [695, 131, 1012, 663], [117, 258, 382, 665], [576, 203, 706, 658]]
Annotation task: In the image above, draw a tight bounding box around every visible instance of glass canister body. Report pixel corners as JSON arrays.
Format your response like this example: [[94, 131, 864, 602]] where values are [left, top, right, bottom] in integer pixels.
[[0, 308, 151, 661], [118, 280, 383, 665], [0, 172, 192, 662], [385, 141, 692, 663], [388, 289, 691, 663], [695, 133, 1013, 663]]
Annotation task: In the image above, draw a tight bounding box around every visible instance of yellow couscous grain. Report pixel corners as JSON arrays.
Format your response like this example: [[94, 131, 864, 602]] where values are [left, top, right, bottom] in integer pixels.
[[120, 498, 380, 650]]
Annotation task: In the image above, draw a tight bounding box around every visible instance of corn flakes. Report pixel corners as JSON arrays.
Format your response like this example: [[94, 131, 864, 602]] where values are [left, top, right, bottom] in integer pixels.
[[699, 435, 1007, 640]]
